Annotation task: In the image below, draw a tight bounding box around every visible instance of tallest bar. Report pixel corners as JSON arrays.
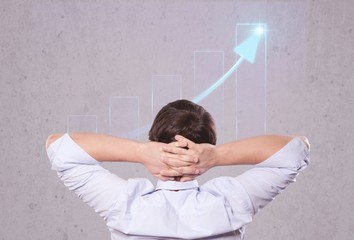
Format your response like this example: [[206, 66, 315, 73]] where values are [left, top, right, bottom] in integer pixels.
[[236, 24, 267, 139]]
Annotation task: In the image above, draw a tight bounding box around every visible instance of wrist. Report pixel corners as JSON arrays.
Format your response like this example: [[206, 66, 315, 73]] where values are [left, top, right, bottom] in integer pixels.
[[134, 142, 148, 165], [200, 144, 219, 171], [213, 146, 222, 167], [212, 144, 230, 167]]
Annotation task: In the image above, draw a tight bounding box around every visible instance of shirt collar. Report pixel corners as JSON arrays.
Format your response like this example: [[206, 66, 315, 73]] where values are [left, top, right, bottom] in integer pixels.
[[155, 180, 199, 191]]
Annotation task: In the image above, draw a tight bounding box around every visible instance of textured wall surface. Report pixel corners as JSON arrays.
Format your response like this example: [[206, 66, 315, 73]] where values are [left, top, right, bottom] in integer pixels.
[[1, 0, 354, 239]]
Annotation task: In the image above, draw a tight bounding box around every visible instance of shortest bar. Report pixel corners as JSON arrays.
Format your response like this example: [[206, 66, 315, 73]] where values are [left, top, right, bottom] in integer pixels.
[[67, 115, 97, 133]]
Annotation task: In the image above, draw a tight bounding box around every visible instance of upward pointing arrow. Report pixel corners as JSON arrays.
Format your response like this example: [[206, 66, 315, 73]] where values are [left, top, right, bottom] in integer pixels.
[[234, 33, 261, 63], [120, 26, 265, 139], [192, 29, 263, 103]]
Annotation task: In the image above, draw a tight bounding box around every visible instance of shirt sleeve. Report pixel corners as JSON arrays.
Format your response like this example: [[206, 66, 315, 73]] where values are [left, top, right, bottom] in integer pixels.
[[46, 133, 129, 221], [234, 137, 310, 215]]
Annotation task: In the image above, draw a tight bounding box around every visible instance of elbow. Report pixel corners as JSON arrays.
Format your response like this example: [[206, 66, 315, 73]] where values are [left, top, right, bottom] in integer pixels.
[[299, 136, 310, 150], [46, 134, 63, 149]]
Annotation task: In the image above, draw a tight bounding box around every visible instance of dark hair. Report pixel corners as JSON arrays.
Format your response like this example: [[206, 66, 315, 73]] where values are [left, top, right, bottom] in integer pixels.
[[148, 99, 217, 145]]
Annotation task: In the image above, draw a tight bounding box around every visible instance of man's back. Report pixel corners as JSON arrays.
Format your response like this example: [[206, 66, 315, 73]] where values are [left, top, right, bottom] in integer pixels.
[[47, 133, 309, 239]]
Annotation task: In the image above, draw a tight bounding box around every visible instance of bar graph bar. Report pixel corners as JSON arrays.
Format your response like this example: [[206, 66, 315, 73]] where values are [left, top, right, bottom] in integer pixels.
[[194, 51, 224, 142], [109, 96, 140, 139], [152, 75, 182, 116], [236, 24, 267, 139], [67, 115, 97, 133]]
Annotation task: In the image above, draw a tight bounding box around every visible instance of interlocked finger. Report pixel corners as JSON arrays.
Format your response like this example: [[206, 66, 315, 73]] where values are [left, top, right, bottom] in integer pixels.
[[159, 168, 184, 177], [161, 151, 197, 165], [170, 166, 200, 175]]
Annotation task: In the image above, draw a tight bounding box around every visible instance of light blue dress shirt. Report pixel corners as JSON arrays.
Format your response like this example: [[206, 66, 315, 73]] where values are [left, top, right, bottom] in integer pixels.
[[47, 134, 309, 240]]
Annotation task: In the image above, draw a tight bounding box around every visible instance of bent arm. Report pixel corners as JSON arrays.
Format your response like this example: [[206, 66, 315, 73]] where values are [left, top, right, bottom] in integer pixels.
[[46, 133, 197, 180], [200, 135, 310, 222], [180, 134, 310, 224], [162, 135, 310, 175]]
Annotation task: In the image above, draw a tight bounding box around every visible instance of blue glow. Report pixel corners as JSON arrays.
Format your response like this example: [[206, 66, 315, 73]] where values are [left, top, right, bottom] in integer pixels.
[[255, 25, 264, 36]]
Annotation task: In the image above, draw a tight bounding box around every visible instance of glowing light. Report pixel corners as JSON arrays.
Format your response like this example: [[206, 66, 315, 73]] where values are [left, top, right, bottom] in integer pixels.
[[255, 25, 264, 36]]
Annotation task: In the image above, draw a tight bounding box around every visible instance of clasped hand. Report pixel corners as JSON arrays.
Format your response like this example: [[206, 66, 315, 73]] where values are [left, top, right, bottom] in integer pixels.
[[141, 135, 217, 182]]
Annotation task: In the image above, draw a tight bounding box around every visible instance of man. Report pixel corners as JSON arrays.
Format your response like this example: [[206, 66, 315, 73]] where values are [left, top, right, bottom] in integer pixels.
[[46, 99, 310, 240]]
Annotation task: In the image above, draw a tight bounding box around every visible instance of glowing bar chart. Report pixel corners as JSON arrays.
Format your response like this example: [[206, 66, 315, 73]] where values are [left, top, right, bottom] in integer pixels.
[[236, 24, 267, 139], [152, 75, 182, 116], [194, 51, 224, 142], [109, 96, 140, 139], [67, 115, 97, 133], [65, 23, 267, 142]]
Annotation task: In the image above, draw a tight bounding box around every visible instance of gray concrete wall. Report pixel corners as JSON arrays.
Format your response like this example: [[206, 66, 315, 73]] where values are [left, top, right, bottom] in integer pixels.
[[1, 0, 353, 239]]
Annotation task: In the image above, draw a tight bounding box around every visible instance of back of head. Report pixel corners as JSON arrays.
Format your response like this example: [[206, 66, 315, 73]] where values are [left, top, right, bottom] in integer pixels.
[[149, 99, 217, 145]]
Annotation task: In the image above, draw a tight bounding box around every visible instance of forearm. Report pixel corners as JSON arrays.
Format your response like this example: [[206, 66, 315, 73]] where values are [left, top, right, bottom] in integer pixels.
[[46, 133, 142, 163], [214, 135, 308, 166]]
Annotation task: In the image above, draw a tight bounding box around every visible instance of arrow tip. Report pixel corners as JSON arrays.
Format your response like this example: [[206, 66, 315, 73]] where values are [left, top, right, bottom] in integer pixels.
[[234, 25, 264, 63]]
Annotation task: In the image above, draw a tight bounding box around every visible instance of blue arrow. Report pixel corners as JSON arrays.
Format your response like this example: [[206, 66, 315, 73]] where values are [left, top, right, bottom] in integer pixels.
[[234, 32, 261, 63], [192, 57, 244, 103], [118, 26, 264, 138], [192, 30, 262, 103]]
